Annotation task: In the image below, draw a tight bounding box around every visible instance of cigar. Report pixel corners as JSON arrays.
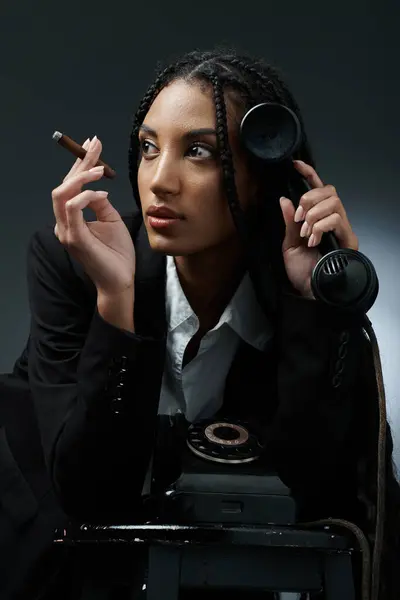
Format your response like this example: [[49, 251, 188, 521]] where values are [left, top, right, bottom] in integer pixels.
[[52, 131, 116, 179]]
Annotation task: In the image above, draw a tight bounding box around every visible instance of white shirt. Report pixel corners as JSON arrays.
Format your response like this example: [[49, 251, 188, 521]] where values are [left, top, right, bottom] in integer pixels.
[[158, 255, 273, 423]]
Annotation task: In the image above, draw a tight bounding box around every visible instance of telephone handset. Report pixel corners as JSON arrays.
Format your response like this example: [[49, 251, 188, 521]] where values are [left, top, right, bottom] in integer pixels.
[[240, 102, 379, 315]]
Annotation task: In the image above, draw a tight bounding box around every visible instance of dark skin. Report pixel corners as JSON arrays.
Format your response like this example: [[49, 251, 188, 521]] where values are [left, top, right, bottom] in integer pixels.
[[137, 81, 255, 337], [136, 79, 358, 364], [180, 252, 245, 366], [51, 79, 358, 353], [180, 250, 246, 365]]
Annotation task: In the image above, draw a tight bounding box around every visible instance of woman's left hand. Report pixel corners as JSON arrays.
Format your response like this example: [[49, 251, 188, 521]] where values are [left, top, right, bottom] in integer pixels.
[[279, 160, 359, 298]]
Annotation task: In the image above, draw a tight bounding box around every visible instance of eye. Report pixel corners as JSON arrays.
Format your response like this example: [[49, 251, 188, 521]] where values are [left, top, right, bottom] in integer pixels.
[[140, 139, 158, 157], [187, 144, 215, 159]]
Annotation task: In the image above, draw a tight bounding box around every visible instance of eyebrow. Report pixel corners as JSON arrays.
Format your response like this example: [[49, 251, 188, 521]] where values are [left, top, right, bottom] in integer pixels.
[[139, 124, 217, 139]]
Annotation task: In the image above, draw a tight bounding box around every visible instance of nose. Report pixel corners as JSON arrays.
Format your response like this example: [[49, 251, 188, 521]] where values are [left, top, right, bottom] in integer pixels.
[[149, 151, 180, 198]]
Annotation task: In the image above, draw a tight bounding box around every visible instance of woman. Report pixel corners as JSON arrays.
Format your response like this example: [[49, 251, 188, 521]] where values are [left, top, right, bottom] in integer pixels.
[[15, 49, 399, 598]]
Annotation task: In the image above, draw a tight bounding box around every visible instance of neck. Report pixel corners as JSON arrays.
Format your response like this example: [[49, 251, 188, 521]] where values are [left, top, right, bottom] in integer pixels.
[[174, 237, 246, 332]]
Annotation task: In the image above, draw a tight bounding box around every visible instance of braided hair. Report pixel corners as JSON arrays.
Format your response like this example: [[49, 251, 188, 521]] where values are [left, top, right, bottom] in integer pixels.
[[128, 49, 400, 600], [128, 49, 314, 288], [128, 50, 315, 198]]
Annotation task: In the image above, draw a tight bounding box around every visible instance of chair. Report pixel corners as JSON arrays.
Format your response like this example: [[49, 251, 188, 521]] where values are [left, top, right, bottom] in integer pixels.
[[56, 520, 357, 599]]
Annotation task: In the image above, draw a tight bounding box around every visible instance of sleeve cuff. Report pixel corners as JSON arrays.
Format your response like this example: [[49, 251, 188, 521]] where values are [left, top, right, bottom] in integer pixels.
[[77, 308, 166, 414]]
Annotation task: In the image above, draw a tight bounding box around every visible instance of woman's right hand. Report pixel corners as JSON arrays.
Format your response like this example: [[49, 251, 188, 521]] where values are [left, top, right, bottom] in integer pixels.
[[52, 136, 136, 297]]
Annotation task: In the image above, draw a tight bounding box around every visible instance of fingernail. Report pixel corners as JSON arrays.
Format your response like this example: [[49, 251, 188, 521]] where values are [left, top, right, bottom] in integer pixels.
[[294, 206, 305, 222], [300, 221, 310, 238], [308, 234, 316, 247], [89, 135, 98, 150], [89, 165, 104, 173], [95, 191, 109, 198], [82, 138, 90, 149]]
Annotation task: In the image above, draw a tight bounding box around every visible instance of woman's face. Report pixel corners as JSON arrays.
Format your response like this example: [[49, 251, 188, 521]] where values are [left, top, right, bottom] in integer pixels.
[[137, 78, 256, 256]]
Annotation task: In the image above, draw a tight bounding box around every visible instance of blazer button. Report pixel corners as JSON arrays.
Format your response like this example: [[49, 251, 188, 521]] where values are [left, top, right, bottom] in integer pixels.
[[119, 355, 128, 368], [111, 397, 124, 415], [107, 356, 128, 381], [107, 356, 129, 403], [110, 355, 128, 371]]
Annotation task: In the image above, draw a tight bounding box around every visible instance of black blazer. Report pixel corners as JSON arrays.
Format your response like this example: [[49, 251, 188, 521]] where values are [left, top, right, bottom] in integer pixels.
[[0, 373, 67, 599], [15, 212, 376, 525]]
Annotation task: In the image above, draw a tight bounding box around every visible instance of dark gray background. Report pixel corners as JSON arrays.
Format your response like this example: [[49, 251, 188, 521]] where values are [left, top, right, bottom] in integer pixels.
[[0, 0, 399, 466]]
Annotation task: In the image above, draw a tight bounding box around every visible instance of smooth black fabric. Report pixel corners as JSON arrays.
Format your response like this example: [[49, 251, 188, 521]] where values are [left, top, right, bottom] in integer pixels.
[[0, 373, 67, 599], [17, 213, 375, 524], [3, 212, 378, 597]]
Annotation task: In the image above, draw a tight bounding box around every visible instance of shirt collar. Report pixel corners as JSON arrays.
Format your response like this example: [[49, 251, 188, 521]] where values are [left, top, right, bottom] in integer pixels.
[[165, 255, 272, 351]]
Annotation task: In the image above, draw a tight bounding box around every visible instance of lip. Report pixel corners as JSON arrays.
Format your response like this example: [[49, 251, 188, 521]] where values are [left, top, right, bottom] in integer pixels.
[[146, 205, 182, 219], [147, 215, 181, 230]]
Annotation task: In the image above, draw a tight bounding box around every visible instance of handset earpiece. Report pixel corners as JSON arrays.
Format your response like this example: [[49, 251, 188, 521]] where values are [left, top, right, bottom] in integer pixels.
[[240, 103, 379, 313]]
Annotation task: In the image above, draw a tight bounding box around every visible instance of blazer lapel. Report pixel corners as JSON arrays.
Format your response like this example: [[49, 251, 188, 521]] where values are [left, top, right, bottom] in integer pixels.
[[131, 217, 280, 429], [222, 336, 278, 427], [133, 221, 167, 339]]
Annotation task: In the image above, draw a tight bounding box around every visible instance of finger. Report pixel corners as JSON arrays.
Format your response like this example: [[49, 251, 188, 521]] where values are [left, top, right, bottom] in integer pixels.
[[74, 135, 103, 175], [52, 166, 105, 232], [63, 138, 91, 182], [64, 136, 103, 182], [300, 195, 344, 235], [64, 189, 121, 247], [280, 196, 302, 252], [66, 189, 119, 223], [308, 212, 358, 250], [293, 159, 324, 189], [294, 185, 339, 223], [63, 190, 109, 245]]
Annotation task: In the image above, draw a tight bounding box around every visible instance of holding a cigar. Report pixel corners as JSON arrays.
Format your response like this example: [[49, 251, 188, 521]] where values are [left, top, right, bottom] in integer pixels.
[[50, 134, 136, 320], [52, 131, 116, 179]]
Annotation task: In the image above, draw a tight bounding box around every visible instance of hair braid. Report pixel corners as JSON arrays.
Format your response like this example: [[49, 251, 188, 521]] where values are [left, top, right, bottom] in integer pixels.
[[128, 57, 196, 202], [225, 56, 315, 166], [209, 75, 248, 242], [223, 55, 316, 219], [128, 64, 177, 201]]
